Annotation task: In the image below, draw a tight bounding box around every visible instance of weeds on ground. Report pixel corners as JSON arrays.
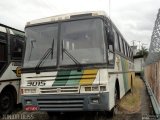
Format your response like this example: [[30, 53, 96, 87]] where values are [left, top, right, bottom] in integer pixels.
[[118, 76, 143, 113]]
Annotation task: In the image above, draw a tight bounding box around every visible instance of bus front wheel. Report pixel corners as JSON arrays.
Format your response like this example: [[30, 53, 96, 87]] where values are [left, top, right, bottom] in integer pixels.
[[0, 90, 15, 114], [108, 87, 119, 117], [47, 112, 59, 120]]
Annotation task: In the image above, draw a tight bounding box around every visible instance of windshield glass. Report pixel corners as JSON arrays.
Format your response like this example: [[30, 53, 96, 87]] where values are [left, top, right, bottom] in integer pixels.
[[23, 18, 106, 68], [24, 24, 58, 68], [60, 18, 106, 66]]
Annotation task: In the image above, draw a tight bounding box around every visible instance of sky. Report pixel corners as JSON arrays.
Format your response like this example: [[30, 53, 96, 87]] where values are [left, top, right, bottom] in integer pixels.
[[0, 0, 160, 48]]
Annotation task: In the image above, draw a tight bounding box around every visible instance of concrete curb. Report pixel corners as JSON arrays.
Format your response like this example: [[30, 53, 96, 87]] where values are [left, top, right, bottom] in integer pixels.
[[141, 76, 160, 120]]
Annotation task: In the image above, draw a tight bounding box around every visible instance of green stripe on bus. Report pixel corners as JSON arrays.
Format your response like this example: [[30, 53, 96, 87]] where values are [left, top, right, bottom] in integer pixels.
[[52, 70, 71, 86], [66, 70, 83, 86], [121, 57, 128, 92]]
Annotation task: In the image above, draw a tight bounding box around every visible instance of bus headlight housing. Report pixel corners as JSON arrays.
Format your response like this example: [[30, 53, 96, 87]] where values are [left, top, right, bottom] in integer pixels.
[[21, 88, 37, 94], [92, 86, 99, 91], [100, 86, 106, 91], [85, 87, 92, 91], [81, 85, 107, 93], [25, 89, 36, 93]]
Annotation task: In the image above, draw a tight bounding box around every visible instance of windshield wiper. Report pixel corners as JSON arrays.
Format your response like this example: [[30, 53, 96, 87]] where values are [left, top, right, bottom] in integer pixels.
[[28, 39, 36, 61], [62, 40, 81, 68], [62, 48, 81, 66], [35, 38, 54, 74]]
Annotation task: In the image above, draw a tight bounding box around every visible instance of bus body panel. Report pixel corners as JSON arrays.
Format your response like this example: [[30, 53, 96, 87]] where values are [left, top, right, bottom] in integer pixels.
[[21, 66, 134, 112], [21, 69, 109, 89], [21, 68, 111, 111], [0, 62, 20, 81], [107, 54, 135, 110]]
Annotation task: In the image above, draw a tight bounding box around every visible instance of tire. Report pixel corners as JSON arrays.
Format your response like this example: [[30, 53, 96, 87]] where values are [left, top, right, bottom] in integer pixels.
[[0, 90, 16, 114], [107, 87, 119, 118], [93, 111, 108, 120], [47, 112, 59, 120]]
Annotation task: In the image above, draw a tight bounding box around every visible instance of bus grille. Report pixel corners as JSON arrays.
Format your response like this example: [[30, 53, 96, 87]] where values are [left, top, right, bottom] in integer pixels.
[[37, 98, 84, 111], [40, 86, 79, 94]]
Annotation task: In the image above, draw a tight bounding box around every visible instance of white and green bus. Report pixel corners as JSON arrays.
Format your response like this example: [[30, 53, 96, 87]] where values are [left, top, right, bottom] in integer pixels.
[[0, 24, 25, 114], [21, 11, 135, 116]]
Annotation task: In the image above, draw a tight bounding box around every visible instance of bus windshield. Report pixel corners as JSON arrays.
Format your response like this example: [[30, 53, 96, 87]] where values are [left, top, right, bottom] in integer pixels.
[[24, 24, 58, 68], [23, 18, 106, 68], [60, 19, 106, 66]]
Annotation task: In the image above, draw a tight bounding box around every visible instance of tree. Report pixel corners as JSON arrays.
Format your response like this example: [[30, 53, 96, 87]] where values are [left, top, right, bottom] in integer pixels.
[[136, 46, 148, 58]]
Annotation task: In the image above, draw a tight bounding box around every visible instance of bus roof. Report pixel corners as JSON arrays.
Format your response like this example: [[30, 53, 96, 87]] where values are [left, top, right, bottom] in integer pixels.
[[0, 23, 24, 33], [26, 11, 108, 26]]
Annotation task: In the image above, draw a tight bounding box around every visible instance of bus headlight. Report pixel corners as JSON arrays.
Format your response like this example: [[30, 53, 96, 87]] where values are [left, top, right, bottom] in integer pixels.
[[92, 86, 99, 91], [81, 85, 107, 93], [91, 98, 99, 104], [31, 89, 36, 93], [22, 88, 36, 94], [24, 89, 30, 93], [100, 86, 106, 91], [85, 87, 91, 91], [82, 85, 99, 92]]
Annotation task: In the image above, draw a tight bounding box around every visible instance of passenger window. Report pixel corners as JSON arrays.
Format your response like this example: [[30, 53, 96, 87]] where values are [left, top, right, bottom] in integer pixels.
[[113, 29, 120, 51], [127, 46, 130, 57], [126, 46, 128, 57], [119, 36, 124, 54], [0, 43, 6, 61], [107, 32, 114, 51], [104, 19, 115, 66], [129, 48, 132, 58], [105, 26, 114, 65], [0, 26, 7, 74], [10, 34, 24, 60], [123, 41, 127, 56], [131, 51, 133, 59], [0, 26, 7, 41], [0, 43, 7, 73]]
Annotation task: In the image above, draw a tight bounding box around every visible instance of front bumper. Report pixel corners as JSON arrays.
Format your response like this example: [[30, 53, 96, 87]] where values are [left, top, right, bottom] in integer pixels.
[[22, 92, 109, 112]]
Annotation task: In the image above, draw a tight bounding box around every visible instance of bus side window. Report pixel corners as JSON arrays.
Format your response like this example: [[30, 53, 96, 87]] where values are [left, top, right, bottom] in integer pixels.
[[105, 26, 114, 65], [0, 26, 7, 41], [129, 48, 132, 59], [131, 51, 133, 59], [0, 43, 7, 69], [105, 26, 114, 51], [0, 26, 7, 74], [11, 35, 24, 60], [127, 46, 130, 58], [119, 36, 124, 54], [113, 29, 120, 51], [109, 34, 114, 50], [123, 41, 127, 56]]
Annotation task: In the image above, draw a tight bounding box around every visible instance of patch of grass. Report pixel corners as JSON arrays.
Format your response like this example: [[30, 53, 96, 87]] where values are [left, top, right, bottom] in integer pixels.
[[118, 76, 143, 113]]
